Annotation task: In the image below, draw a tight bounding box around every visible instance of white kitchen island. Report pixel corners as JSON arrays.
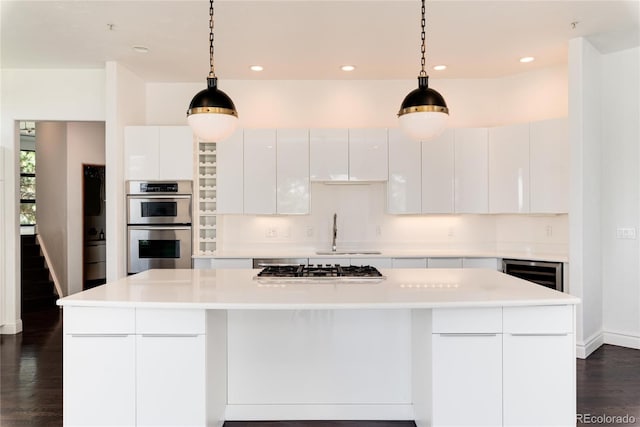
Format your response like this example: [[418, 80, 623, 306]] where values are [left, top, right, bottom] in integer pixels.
[[58, 268, 579, 427]]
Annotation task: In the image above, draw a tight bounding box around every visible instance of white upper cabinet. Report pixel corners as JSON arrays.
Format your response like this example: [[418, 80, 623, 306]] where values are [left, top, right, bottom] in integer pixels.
[[387, 128, 422, 214], [158, 126, 195, 180], [277, 129, 310, 214], [348, 128, 388, 181], [489, 123, 530, 213], [454, 128, 489, 213], [243, 129, 277, 215], [310, 129, 349, 181], [124, 126, 194, 180], [124, 127, 160, 180], [530, 118, 569, 213], [239, 129, 310, 215], [422, 129, 455, 214], [216, 129, 244, 214], [310, 128, 388, 182]]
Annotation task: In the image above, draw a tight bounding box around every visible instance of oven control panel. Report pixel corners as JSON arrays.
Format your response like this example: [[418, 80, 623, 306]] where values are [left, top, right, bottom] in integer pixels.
[[127, 180, 193, 195]]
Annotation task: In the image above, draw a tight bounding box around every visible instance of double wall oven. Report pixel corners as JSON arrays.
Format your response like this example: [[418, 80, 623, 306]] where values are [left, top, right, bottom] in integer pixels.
[[127, 181, 193, 274]]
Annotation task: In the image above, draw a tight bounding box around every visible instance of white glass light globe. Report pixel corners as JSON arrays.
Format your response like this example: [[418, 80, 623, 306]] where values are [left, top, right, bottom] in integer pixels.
[[398, 111, 449, 141], [188, 113, 238, 142]]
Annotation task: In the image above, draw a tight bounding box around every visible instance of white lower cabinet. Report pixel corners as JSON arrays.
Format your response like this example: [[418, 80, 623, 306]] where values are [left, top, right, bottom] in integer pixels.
[[502, 305, 575, 426], [462, 257, 501, 270], [212, 258, 254, 269], [136, 335, 206, 426], [308, 257, 351, 266], [135, 310, 206, 427], [64, 307, 137, 426], [427, 257, 462, 268], [503, 333, 574, 426], [428, 306, 575, 427], [432, 334, 502, 426], [351, 257, 392, 269], [194, 258, 253, 269], [64, 334, 136, 427], [391, 258, 427, 268], [431, 307, 502, 426], [64, 307, 208, 427]]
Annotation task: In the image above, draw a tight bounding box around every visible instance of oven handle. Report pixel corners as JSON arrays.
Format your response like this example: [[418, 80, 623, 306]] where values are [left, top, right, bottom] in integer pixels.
[[127, 195, 191, 200], [128, 225, 192, 230]]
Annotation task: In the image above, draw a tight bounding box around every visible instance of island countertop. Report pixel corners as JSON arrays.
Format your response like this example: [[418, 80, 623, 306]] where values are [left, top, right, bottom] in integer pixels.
[[57, 268, 579, 309]]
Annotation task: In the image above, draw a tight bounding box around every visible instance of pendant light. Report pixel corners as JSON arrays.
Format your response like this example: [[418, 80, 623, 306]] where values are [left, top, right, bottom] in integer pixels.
[[398, 0, 449, 141], [187, 0, 238, 142]]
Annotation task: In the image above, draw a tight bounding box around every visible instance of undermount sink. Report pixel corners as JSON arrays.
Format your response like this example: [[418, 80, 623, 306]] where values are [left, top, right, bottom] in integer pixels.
[[315, 250, 382, 255]]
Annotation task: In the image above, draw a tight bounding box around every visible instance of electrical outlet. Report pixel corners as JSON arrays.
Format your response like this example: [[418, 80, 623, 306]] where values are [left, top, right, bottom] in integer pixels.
[[376, 225, 382, 236], [546, 225, 553, 237], [306, 226, 314, 237], [616, 227, 637, 239], [266, 227, 277, 238]]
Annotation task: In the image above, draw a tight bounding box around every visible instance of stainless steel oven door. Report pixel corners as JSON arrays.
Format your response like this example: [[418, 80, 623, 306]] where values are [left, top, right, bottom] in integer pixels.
[[127, 195, 192, 225], [128, 226, 192, 274]]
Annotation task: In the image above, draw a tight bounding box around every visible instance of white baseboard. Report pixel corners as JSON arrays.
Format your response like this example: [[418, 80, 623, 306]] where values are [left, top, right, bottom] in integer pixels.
[[576, 331, 605, 359], [225, 404, 414, 420], [0, 319, 23, 335], [603, 331, 640, 350]]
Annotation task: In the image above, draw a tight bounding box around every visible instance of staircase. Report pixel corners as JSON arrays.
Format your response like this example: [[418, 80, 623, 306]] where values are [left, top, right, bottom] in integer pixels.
[[21, 234, 58, 313]]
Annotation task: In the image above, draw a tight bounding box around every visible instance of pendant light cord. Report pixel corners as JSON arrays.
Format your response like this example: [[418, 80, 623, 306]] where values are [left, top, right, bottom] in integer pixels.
[[419, 0, 427, 77], [209, 0, 216, 78]]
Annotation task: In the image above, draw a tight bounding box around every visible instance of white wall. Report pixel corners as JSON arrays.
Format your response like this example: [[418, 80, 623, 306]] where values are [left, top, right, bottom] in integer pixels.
[[0, 68, 105, 334], [104, 62, 146, 282], [569, 40, 640, 356], [35, 122, 69, 293], [569, 37, 604, 357], [600, 46, 640, 348], [67, 122, 106, 295], [146, 65, 568, 128]]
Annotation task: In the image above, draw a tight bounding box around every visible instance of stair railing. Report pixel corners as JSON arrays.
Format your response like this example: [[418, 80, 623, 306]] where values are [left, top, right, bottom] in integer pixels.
[[35, 234, 65, 298]]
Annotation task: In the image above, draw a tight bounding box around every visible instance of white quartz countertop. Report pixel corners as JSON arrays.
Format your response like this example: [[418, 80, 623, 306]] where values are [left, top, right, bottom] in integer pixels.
[[196, 250, 568, 263], [58, 268, 579, 309]]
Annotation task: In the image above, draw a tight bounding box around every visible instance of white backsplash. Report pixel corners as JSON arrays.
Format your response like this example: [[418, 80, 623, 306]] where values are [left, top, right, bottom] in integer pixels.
[[218, 183, 568, 256]]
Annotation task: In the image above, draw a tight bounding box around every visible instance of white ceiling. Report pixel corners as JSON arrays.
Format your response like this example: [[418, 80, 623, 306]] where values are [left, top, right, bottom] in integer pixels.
[[1, 0, 639, 82]]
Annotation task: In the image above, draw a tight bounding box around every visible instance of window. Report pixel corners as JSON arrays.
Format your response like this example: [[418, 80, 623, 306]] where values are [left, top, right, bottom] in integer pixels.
[[20, 149, 36, 226]]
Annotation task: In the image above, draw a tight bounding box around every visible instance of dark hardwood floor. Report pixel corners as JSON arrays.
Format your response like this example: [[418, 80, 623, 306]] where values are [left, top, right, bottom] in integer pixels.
[[1, 307, 639, 427], [1, 308, 63, 426]]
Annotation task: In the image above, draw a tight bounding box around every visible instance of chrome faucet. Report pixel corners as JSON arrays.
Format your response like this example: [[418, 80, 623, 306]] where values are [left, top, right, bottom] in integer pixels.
[[331, 213, 337, 252]]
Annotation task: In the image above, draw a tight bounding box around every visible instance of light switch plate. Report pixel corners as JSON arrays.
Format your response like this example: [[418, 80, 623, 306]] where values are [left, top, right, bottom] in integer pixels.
[[616, 227, 637, 239]]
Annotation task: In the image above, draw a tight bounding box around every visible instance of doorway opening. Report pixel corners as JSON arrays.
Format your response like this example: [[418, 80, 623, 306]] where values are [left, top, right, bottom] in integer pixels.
[[17, 120, 106, 314], [83, 164, 106, 290], [19, 122, 37, 235]]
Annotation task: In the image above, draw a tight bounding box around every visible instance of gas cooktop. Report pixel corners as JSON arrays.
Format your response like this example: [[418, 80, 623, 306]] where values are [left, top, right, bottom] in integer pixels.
[[255, 264, 385, 282]]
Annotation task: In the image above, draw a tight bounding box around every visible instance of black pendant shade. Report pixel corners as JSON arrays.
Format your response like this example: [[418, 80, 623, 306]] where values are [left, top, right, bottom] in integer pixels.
[[398, 76, 448, 116], [187, 0, 239, 142], [187, 77, 238, 117]]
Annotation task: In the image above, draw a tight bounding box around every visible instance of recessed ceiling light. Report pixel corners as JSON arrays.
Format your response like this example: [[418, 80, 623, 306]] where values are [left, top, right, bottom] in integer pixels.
[[520, 56, 535, 63], [341, 65, 356, 72], [132, 45, 149, 54], [250, 65, 264, 72], [433, 65, 447, 71]]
